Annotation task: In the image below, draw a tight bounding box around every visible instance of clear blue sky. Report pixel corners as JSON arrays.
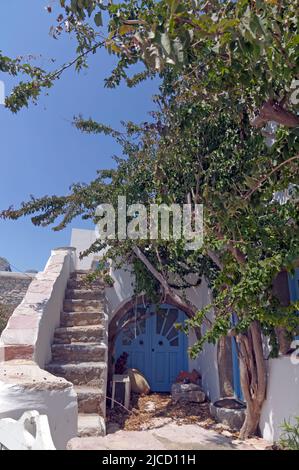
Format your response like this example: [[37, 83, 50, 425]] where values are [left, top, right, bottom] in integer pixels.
[[0, 1, 159, 271]]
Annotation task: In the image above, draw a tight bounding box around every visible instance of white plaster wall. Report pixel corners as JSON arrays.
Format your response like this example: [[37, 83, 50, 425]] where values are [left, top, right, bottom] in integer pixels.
[[260, 356, 299, 442], [184, 278, 220, 402], [0, 411, 56, 450], [0, 249, 78, 449], [71, 229, 135, 319], [105, 263, 135, 318], [0, 248, 76, 368], [35, 248, 76, 367], [0, 379, 77, 450], [71, 229, 97, 270]]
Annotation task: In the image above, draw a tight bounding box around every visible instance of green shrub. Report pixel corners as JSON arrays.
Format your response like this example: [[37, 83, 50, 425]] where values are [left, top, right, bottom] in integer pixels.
[[279, 417, 299, 450], [0, 303, 14, 333]]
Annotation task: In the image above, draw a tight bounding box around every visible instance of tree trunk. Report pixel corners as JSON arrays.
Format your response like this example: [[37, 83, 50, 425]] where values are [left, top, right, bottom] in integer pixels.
[[236, 320, 267, 439], [276, 327, 292, 355], [240, 400, 263, 439], [217, 336, 234, 397]]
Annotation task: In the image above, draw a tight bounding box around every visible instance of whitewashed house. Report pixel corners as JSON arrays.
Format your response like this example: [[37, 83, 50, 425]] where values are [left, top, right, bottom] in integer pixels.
[[0, 227, 298, 448]]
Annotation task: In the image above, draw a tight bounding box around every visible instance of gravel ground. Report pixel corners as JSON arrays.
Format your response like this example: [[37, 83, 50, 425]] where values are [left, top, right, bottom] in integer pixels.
[[107, 392, 238, 438]]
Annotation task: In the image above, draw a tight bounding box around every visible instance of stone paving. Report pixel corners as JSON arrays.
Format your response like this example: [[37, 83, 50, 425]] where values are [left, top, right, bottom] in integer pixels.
[[68, 421, 270, 450]]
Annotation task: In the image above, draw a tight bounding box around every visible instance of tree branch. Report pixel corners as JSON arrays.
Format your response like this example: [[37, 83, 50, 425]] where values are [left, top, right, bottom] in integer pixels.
[[49, 39, 106, 81], [207, 249, 223, 270], [251, 99, 299, 128], [244, 154, 299, 200], [132, 245, 196, 318]]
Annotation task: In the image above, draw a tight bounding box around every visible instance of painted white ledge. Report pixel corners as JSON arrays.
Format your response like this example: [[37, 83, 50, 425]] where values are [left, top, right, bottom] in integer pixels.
[[0, 360, 78, 449], [0, 247, 76, 366], [0, 410, 55, 450], [0, 248, 78, 449]]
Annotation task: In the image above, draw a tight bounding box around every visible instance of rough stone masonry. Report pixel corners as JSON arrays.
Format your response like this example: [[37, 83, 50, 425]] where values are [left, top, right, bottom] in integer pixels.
[[0, 272, 35, 306]]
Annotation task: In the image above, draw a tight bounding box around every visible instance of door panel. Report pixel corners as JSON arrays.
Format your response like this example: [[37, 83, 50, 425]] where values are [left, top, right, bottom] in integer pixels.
[[115, 304, 187, 392], [151, 307, 185, 391], [154, 352, 168, 385], [288, 268, 299, 339], [169, 352, 179, 385], [116, 307, 151, 381]]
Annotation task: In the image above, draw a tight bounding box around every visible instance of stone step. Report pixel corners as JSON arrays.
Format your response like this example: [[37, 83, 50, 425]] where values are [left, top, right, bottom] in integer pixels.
[[70, 271, 102, 282], [65, 289, 105, 300], [70, 270, 92, 278], [77, 413, 106, 437], [51, 343, 107, 363], [46, 362, 107, 386], [63, 299, 104, 313], [61, 311, 104, 327], [67, 278, 106, 290], [75, 386, 105, 414], [53, 325, 105, 344]]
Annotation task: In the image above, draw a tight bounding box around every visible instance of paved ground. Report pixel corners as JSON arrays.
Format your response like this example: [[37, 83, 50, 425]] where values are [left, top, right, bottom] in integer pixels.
[[68, 421, 269, 450]]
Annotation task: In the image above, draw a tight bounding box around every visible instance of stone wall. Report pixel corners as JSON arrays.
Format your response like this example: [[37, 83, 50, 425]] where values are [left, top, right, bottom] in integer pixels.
[[0, 272, 35, 306], [0, 272, 36, 334]]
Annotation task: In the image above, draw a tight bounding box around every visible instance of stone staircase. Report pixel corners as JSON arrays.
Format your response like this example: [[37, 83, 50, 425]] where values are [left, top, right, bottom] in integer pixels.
[[46, 271, 108, 437]]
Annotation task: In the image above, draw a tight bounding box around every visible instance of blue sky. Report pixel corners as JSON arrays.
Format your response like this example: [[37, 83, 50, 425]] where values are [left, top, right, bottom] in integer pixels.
[[0, 1, 158, 271]]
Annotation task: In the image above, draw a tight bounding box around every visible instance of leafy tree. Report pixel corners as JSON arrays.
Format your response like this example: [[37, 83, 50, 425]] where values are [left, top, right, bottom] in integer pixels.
[[1, 0, 299, 439], [2, 94, 299, 437], [2, 0, 299, 129]]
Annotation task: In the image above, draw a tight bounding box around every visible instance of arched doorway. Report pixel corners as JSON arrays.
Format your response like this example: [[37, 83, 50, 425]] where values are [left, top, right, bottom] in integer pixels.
[[115, 303, 188, 392]]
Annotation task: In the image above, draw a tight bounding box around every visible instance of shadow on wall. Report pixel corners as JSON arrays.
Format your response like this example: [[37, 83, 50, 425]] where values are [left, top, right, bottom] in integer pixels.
[[260, 356, 299, 442]]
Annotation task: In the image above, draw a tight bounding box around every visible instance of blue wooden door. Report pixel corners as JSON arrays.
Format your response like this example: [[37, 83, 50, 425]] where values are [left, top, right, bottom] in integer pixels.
[[115, 304, 188, 392], [151, 306, 187, 391], [288, 268, 299, 339], [231, 313, 243, 401], [288, 268, 299, 304]]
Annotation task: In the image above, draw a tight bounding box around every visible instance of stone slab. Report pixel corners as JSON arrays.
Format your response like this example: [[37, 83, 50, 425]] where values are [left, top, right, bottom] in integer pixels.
[[67, 422, 269, 450], [171, 383, 206, 403]]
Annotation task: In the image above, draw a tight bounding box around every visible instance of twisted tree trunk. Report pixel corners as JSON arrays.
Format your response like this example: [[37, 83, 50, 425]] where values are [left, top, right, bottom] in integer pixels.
[[236, 320, 267, 439]]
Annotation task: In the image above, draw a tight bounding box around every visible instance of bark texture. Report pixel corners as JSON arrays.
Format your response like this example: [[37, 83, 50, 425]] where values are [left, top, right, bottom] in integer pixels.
[[217, 335, 234, 397], [236, 321, 267, 439]]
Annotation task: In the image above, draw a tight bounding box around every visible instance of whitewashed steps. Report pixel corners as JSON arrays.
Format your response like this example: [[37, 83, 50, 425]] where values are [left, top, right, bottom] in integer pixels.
[[61, 310, 104, 327], [46, 362, 107, 387], [63, 299, 104, 312], [75, 386, 104, 414], [65, 289, 105, 300], [51, 343, 106, 363], [46, 270, 107, 437], [53, 325, 105, 344]]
